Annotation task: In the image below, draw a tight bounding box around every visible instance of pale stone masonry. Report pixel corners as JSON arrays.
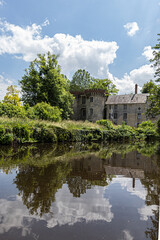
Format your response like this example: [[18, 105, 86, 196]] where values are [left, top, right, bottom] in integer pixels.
[[71, 85, 158, 127], [71, 89, 106, 122], [105, 93, 150, 127]]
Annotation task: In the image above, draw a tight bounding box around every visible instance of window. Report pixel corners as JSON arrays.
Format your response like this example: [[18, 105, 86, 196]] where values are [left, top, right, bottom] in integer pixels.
[[114, 105, 118, 110], [123, 104, 127, 110], [114, 113, 117, 119], [82, 96, 86, 104], [81, 108, 86, 118], [137, 113, 141, 119], [109, 113, 112, 119], [90, 96, 93, 102], [123, 113, 127, 120], [109, 105, 112, 110], [90, 108, 93, 116]]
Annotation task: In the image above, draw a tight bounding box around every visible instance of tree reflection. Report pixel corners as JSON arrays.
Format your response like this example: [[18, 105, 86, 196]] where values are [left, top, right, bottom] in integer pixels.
[[14, 162, 71, 216], [67, 176, 92, 197], [140, 156, 160, 240]]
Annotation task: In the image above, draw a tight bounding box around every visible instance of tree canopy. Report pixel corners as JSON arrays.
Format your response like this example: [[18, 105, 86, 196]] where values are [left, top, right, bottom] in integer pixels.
[[19, 52, 74, 119], [70, 69, 118, 96], [90, 78, 118, 96], [3, 85, 21, 106], [147, 34, 160, 117], [70, 69, 94, 91], [141, 80, 156, 94]]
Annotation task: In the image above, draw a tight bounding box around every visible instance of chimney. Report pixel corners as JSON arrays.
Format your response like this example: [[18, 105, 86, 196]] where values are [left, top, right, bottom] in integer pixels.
[[135, 84, 138, 94]]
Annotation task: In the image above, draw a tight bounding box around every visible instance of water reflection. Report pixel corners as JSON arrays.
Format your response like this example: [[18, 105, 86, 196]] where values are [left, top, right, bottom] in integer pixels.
[[0, 142, 159, 240]]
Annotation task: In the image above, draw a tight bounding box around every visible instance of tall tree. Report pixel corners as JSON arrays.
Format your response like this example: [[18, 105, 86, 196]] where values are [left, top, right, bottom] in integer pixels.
[[141, 80, 156, 94], [70, 69, 118, 95], [3, 85, 21, 106], [90, 78, 118, 96], [147, 34, 160, 117], [70, 69, 94, 91], [19, 52, 74, 119]]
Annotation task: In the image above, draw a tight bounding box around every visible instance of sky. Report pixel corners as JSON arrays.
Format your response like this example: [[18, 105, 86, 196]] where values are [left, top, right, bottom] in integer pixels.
[[0, 0, 160, 100]]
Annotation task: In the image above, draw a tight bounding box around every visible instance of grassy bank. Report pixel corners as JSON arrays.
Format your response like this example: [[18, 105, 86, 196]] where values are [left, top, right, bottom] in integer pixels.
[[0, 117, 159, 145]]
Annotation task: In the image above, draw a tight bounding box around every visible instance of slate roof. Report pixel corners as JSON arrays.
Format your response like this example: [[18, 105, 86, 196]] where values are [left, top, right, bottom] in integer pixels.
[[106, 93, 149, 105]]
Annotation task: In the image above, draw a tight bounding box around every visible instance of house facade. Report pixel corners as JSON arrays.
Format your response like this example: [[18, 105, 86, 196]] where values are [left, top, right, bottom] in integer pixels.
[[71, 85, 157, 127]]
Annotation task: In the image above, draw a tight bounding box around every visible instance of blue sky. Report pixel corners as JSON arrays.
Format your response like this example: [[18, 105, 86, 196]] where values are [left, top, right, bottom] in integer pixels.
[[0, 0, 160, 99]]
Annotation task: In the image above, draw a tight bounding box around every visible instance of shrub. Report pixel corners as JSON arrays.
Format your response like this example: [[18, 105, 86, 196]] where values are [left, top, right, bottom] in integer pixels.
[[96, 119, 114, 129], [1, 133, 14, 145], [157, 119, 160, 136], [0, 103, 26, 118], [33, 126, 57, 143], [137, 120, 157, 140], [13, 124, 31, 143], [31, 102, 62, 122]]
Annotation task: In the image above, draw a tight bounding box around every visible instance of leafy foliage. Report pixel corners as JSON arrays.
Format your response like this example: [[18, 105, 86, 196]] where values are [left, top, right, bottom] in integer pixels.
[[70, 69, 118, 95], [29, 102, 62, 122], [147, 34, 160, 117], [3, 85, 21, 106], [141, 80, 156, 94], [70, 69, 94, 91], [90, 78, 118, 96], [19, 52, 74, 119], [0, 102, 26, 118], [96, 119, 114, 129]]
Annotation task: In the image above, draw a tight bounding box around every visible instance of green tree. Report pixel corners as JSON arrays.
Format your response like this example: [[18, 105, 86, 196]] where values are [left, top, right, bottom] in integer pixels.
[[70, 69, 94, 91], [90, 78, 118, 96], [19, 52, 74, 119], [70, 69, 118, 95], [3, 85, 21, 106], [141, 80, 156, 94], [147, 34, 160, 117]]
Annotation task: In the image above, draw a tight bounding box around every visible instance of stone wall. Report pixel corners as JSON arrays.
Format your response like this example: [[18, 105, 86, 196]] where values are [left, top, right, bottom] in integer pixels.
[[105, 103, 148, 127], [71, 90, 106, 122]]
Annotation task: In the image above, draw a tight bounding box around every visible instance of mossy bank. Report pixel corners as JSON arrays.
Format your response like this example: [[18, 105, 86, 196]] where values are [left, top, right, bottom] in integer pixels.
[[0, 117, 159, 145]]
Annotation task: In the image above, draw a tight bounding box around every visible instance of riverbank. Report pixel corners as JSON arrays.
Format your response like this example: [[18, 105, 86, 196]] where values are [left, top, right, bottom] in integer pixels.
[[0, 117, 159, 145]]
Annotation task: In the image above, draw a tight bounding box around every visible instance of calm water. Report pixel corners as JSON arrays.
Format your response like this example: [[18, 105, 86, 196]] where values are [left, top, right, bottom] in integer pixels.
[[0, 142, 159, 240]]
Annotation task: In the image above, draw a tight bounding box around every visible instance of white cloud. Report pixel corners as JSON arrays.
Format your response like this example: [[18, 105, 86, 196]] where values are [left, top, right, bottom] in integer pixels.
[[121, 230, 134, 240], [112, 64, 154, 94], [142, 46, 153, 61], [124, 22, 139, 37], [0, 19, 119, 78], [0, 185, 114, 234], [111, 177, 147, 200], [0, 0, 5, 6], [0, 19, 155, 95], [138, 205, 158, 221]]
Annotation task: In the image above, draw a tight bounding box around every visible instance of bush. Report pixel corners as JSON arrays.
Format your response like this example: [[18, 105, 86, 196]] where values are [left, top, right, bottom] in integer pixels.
[[96, 119, 114, 129], [33, 126, 57, 143], [137, 120, 157, 140], [1, 133, 14, 145], [0, 103, 26, 118], [157, 119, 160, 136], [13, 124, 31, 143], [31, 102, 62, 122]]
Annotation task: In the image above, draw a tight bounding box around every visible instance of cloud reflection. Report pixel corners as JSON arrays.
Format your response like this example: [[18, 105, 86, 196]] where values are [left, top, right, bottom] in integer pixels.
[[0, 185, 113, 235]]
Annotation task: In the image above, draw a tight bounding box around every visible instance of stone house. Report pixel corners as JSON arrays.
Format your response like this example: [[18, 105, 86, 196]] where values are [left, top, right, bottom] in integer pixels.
[[71, 85, 157, 127]]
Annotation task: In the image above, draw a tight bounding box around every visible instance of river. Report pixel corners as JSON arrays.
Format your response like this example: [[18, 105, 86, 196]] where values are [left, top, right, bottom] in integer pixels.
[[0, 142, 159, 240]]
